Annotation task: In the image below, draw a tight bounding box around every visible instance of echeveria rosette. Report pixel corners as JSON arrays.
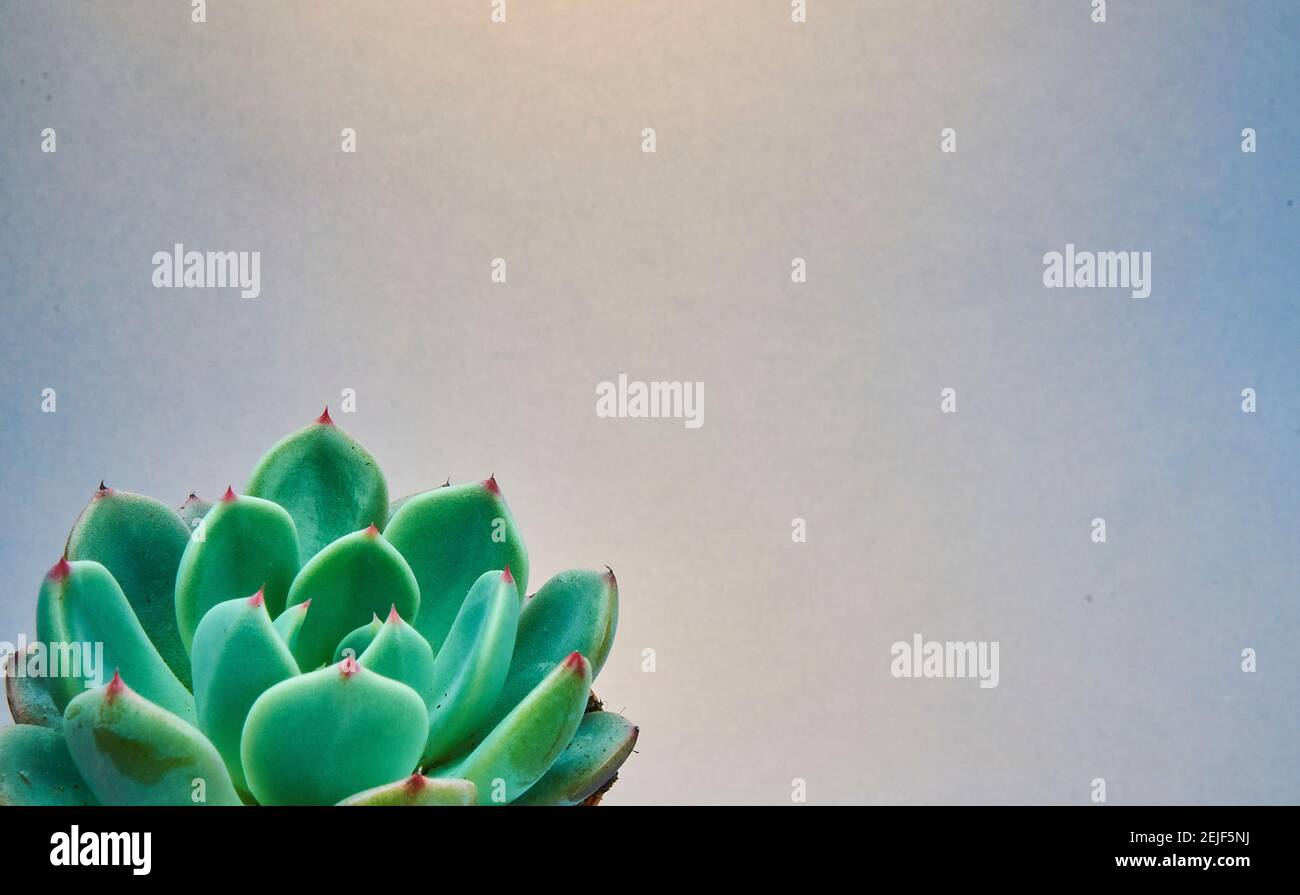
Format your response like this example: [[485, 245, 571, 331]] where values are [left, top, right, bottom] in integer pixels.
[[0, 411, 635, 806]]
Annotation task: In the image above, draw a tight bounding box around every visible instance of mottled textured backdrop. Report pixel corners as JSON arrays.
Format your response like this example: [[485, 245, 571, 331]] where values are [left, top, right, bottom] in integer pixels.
[[1, 1, 1296, 803]]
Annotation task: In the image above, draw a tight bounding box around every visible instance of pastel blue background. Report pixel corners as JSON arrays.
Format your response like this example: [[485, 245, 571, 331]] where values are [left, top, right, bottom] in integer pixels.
[[1, 1, 1296, 803]]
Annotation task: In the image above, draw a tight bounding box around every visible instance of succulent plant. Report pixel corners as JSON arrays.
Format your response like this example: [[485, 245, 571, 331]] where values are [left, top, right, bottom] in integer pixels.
[[0, 411, 637, 806]]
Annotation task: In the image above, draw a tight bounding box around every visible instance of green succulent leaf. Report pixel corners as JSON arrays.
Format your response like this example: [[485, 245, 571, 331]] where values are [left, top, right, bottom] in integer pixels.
[[433, 652, 591, 805], [5, 647, 63, 729], [246, 411, 388, 562], [358, 608, 435, 702], [174, 490, 300, 655], [191, 592, 301, 800], [514, 711, 638, 806], [282, 527, 420, 672], [36, 559, 195, 726], [63, 674, 241, 806], [384, 478, 528, 651], [333, 614, 382, 664], [241, 658, 427, 806], [421, 568, 519, 766], [337, 773, 475, 806], [176, 493, 212, 532], [474, 568, 618, 739], [0, 724, 97, 806], [65, 486, 193, 688], [273, 600, 311, 653]]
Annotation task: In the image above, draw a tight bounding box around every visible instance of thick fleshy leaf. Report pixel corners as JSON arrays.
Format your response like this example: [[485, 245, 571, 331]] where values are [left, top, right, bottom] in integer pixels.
[[241, 658, 427, 806], [473, 568, 618, 740], [273, 600, 310, 653], [191, 592, 300, 800], [421, 568, 519, 765], [174, 490, 300, 655], [282, 527, 420, 671], [514, 711, 638, 806], [177, 493, 212, 532], [0, 724, 97, 806], [65, 486, 193, 687], [246, 411, 388, 561], [337, 773, 475, 806], [433, 653, 590, 805], [36, 559, 195, 726], [384, 478, 528, 651], [5, 647, 63, 729], [63, 673, 241, 806], [333, 614, 382, 664], [358, 607, 435, 702]]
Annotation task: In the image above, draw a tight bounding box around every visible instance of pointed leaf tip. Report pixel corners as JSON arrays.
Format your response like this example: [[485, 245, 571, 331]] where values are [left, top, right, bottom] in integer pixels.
[[221, 485, 237, 502], [405, 773, 427, 792], [106, 669, 126, 700], [340, 656, 360, 677], [605, 565, 617, 585], [248, 587, 266, 608], [48, 557, 71, 581], [316, 406, 333, 425], [363, 523, 380, 536], [502, 564, 513, 584], [387, 603, 401, 623], [95, 481, 112, 497], [483, 474, 500, 494], [563, 652, 587, 673]]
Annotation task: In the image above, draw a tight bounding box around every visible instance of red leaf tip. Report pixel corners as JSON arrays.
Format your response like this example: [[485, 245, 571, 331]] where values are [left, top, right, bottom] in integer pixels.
[[402, 773, 429, 794], [94, 481, 113, 497], [340, 656, 360, 677], [248, 587, 265, 608], [221, 486, 237, 502], [502, 564, 513, 584], [363, 523, 380, 536], [483, 474, 500, 494], [316, 406, 334, 425], [106, 669, 126, 700], [387, 603, 401, 623], [48, 557, 71, 581], [563, 651, 587, 673]]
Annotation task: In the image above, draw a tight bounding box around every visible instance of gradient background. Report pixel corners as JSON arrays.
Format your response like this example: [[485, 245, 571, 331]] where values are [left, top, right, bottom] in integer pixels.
[[1, 1, 1297, 804]]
